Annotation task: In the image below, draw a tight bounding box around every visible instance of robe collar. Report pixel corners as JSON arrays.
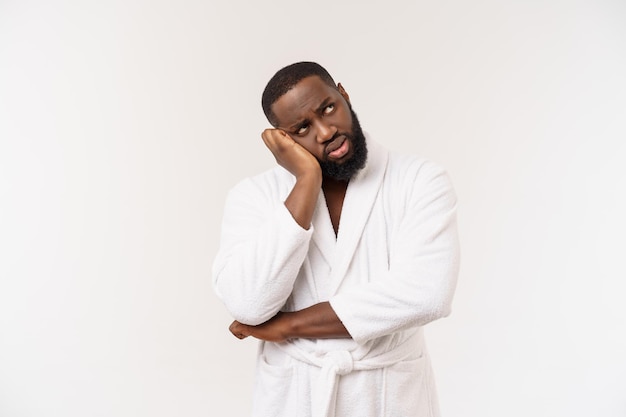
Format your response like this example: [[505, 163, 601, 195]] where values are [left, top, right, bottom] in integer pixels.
[[311, 134, 389, 297]]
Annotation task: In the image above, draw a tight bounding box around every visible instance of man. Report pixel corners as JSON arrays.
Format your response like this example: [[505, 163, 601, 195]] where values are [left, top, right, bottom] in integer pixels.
[[212, 62, 460, 417]]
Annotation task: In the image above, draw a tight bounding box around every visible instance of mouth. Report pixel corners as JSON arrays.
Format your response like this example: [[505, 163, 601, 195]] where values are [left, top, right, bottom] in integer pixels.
[[325, 135, 350, 160]]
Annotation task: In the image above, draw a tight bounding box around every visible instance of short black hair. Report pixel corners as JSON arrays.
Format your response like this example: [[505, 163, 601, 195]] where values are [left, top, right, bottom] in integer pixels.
[[262, 62, 337, 126]]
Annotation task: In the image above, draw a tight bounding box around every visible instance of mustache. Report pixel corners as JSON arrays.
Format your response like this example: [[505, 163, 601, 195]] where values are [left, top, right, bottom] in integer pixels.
[[331, 130, 353, 142]]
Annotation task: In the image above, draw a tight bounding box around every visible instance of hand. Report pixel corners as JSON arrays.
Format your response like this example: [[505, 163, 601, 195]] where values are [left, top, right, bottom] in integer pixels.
[[261, 129, 321, 181], [229, 313, 292, 343]]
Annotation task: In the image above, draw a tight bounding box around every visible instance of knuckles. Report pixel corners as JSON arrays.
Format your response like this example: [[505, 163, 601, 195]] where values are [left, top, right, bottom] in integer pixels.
[[262, 129, 295, 155]]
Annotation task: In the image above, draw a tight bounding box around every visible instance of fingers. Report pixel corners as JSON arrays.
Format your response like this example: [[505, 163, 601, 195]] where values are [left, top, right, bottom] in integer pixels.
[[261, 128, 295, 154]]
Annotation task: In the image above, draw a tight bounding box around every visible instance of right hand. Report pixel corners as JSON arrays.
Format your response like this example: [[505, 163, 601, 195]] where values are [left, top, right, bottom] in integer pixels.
[[261, 129, 321, 180]]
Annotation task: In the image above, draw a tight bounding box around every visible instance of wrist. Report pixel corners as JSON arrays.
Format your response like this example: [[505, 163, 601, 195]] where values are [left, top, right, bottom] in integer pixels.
[[295, 176, 322, 194], [295, 168, 322, 187]]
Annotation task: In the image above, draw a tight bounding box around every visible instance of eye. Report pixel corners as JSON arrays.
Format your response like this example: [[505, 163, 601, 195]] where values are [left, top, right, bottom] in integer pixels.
[[323, 104, 335, 114], [297, 124, 309, 135]]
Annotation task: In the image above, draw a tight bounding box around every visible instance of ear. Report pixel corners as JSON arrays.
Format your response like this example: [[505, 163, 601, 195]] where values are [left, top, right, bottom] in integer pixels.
[[337, 82, 350, 104]]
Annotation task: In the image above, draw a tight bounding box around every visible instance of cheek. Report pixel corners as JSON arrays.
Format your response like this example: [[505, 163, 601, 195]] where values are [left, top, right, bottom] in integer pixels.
[[293, 137, 319, 155], [335, 106, 352, 129]]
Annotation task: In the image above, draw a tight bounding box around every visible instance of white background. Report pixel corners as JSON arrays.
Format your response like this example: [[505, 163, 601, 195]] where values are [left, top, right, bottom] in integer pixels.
[[1, 1, 625, 416]]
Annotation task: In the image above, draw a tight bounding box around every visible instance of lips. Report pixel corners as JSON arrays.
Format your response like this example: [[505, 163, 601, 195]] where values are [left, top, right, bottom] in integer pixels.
[[325, 135, 349, 159]]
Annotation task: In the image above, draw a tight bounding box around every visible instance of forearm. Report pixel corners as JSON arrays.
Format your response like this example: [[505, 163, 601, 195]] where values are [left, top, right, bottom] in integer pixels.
[[284, 172, 322, 229], [288, 302, 350, 339], [229, 302, 350, 342]]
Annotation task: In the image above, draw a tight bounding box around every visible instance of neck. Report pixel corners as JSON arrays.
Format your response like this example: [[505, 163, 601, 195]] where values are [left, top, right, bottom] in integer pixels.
[[322, 176, 349, 192]]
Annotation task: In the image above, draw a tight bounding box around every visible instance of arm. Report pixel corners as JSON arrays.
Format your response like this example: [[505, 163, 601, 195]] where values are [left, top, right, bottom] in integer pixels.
[[262, 129, 322, 229], [212, 130, 322, 325], [329, 161, 460, 344], [229, 302, 350, 343]]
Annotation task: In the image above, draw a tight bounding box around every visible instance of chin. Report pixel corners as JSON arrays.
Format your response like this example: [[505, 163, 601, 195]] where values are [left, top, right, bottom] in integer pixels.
[[319, 107, 368, 181], [320, 136, 367, 181]]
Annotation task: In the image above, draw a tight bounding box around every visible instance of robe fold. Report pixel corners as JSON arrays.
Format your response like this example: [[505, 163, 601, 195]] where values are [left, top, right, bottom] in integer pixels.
[[213, 136, 460, 417]]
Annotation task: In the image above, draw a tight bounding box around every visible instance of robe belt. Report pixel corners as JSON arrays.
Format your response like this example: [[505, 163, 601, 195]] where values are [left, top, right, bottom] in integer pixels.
[[277, 333, 422, 417]]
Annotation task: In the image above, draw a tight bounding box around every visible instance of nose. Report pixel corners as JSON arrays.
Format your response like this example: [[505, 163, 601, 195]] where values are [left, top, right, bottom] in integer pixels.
[[315, 120, 337, 143]]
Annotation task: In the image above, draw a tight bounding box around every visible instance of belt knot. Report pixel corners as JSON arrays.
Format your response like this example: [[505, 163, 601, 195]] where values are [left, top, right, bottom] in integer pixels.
[[323, 350, 353, 376]]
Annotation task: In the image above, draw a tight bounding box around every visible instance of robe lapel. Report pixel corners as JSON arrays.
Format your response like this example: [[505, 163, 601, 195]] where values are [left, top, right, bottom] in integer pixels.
[[328, 137, 389, 297], [311, 190, 337, 266]]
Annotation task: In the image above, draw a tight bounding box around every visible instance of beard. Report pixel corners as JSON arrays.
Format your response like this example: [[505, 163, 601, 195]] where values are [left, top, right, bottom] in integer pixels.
[[319, 107, 368, 181]]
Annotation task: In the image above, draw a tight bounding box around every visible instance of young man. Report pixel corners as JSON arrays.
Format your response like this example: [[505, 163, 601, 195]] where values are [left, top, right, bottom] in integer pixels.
[[212, 62, 460, 417]]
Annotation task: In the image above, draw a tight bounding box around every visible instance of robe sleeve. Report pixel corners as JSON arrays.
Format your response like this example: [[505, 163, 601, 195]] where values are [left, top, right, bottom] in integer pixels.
[[329, 161, 460, 345], [212, 177, 314, 325]]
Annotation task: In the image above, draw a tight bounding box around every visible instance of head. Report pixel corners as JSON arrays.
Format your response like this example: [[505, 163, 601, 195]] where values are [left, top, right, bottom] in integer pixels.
[[262, 62, 367, 181]]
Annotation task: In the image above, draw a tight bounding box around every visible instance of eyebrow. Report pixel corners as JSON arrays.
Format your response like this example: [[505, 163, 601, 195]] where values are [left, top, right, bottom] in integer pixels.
[[286, 97, 334, 131]]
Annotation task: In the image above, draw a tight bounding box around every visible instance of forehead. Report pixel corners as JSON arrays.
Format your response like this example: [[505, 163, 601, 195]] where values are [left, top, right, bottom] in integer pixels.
[[271, 76, 339, 126]]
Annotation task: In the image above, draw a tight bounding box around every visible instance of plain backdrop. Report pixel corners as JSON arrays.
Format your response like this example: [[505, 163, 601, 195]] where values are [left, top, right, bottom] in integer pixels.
[[1, 1, 625, 416]]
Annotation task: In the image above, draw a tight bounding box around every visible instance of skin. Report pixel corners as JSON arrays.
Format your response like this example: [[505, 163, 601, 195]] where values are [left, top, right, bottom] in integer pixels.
[[229, 76, 357, 343]]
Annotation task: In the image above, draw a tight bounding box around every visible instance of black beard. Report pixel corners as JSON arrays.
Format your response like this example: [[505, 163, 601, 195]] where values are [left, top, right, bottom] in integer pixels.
[[319, 107, 368, 181]]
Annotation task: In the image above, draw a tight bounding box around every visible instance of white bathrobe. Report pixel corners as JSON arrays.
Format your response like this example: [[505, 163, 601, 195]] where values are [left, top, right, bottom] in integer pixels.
[[213, 137, 460, 417]]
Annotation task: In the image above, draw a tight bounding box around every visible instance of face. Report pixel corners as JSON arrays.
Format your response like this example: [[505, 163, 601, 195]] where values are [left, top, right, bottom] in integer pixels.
[[271, 76, 367, 181]]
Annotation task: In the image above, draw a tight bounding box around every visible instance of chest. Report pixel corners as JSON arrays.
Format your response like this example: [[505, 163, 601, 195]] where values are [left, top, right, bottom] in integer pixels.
[[322, 184, 348, 236]]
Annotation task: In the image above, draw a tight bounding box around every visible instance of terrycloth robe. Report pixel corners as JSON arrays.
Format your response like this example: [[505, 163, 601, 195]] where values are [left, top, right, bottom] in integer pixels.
[[213, 137, 460, 417]]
